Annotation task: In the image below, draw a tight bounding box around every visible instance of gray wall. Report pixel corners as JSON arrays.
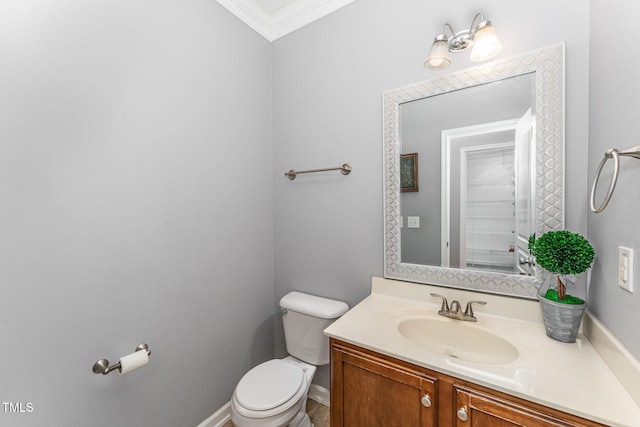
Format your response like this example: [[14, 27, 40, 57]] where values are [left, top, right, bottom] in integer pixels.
[[272, 0, 590, 390], [588, 0, 640, 357], [0, 1, 273, 426], [7, 0, 639, 425]]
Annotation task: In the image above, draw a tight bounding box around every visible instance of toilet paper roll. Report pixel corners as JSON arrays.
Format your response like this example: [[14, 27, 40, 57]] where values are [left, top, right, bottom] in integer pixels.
[[118, 349, 149, 376]]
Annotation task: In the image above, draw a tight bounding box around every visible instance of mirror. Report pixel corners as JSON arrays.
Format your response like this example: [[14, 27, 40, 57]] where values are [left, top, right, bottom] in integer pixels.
[[400, 73, 535, 275], [383, 44, 564, 298]]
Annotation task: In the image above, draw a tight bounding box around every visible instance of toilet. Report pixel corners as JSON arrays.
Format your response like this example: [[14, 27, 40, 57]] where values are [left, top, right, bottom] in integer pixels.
[[230, 291, 349, 427]]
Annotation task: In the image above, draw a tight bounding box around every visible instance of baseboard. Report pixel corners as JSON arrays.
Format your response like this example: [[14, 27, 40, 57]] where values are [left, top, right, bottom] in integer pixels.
[[584, 310, 640, 406], [307, 384, 330, 407], [196, 401, 230, 427]]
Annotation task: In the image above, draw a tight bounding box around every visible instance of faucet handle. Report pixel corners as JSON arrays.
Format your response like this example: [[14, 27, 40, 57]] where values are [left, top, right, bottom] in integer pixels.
[[430, 293, 450, 315], [463, 300, 487, 321]]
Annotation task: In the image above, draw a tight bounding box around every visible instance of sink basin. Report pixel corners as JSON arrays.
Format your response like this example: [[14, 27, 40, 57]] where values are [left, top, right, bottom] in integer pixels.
[[397, 317, 519, 364]]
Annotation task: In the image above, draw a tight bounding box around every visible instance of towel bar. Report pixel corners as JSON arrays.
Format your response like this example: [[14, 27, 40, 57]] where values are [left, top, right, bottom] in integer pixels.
[[285, 163, 352, 180]]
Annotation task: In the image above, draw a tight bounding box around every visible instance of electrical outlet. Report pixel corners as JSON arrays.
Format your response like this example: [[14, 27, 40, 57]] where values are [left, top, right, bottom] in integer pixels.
[[618, 246, 634, 293], [407, 216, 420, 229]]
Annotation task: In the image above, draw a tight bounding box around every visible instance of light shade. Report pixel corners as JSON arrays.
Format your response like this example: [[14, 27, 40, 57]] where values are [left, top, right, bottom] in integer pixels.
[[424, 39, 451, 70], [469, 22, 502, 62]]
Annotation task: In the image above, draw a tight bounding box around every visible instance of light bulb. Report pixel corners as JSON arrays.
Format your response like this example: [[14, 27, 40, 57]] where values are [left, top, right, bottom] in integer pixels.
[[424, 39, 451, 70], [470, 22, 502, 62]]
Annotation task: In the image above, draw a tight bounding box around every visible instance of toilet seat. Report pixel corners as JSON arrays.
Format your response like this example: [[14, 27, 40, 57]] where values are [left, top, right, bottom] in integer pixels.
[[233, 359, 306, 418]]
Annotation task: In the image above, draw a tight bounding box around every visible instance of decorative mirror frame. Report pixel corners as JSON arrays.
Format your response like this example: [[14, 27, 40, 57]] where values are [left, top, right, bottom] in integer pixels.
[[383, 43, 564, 298]]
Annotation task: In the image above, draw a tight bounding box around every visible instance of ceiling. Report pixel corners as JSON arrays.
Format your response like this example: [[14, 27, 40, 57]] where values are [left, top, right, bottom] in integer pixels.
[[254, 0, 299, 14], [216, 0, 356, 41]]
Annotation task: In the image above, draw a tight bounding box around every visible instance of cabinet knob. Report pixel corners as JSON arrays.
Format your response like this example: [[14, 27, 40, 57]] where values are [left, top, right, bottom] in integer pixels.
[[457, 406, 468, 421], [420, 393, 432, 408]]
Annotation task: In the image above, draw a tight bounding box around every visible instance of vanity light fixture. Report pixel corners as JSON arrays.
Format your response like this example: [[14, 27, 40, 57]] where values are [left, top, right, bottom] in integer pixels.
[[424, 13, 503, 70]]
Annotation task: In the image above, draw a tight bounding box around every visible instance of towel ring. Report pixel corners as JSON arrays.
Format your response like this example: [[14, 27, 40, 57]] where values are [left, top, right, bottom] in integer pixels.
[[590, 144, 640, 213], [590, 148, 620, 213]]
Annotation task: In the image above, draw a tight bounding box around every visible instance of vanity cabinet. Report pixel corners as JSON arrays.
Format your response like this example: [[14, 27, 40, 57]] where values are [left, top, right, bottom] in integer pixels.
[[331, 339, 437, 426], [452, 385, 597, 427], [330, 339, 606, 427]]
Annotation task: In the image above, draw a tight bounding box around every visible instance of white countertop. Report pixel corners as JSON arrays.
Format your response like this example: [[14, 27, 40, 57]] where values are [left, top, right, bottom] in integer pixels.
[[324, 277, 640, 427]]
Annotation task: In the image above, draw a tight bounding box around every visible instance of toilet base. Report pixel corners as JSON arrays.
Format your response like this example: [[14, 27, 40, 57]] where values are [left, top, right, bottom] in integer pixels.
[[289, 412, 311, 427], [230, 405, 311, 427]]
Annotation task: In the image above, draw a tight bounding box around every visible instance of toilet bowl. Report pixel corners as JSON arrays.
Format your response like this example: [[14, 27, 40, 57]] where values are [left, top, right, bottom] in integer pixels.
[[230, 291, 349, 427], [230, 357, 316, 427]]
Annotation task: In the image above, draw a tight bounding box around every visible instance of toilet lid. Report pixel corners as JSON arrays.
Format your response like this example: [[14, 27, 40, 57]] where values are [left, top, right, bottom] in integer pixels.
[[235, 359, 304, 411]]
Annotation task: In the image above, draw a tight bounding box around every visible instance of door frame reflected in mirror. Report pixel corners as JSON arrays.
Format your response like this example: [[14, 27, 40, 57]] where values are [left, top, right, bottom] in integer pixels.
[[440, 118, 523, 272]]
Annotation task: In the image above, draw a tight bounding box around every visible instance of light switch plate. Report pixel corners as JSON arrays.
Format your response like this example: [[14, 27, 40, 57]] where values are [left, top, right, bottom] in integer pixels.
[[407, 216, 420, 229], [618, 246, 634, 293]]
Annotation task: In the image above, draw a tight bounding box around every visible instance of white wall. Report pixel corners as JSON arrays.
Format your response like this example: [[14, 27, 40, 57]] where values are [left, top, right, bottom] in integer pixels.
[[272, 0, 590, 389], [588, 0, 640, 357], [0, 1, 274, 426]]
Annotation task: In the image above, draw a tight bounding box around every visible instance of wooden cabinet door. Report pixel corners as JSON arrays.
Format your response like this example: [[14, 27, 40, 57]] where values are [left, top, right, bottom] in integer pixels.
[[453, 385, 600, 427], [331, 343, 437, 427]]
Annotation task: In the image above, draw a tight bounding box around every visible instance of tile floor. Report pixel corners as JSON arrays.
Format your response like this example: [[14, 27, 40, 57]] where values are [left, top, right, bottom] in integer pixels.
[[222, 398, 329, 427]]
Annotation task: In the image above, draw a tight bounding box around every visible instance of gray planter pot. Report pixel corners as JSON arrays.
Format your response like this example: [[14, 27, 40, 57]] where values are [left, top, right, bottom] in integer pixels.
[[538, 296, 586, 343]]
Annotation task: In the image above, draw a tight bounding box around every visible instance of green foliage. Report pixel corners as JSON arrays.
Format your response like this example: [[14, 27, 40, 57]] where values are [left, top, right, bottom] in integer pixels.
[[543, 289, 585, 305], [528, 231, 595, 275]]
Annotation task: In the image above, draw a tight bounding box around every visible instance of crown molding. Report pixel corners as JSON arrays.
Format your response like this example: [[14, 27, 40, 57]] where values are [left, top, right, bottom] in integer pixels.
[[216, 0, 356, 41]]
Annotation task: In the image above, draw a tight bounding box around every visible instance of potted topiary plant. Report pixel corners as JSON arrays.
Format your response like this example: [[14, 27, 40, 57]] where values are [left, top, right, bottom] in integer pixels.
[[528, 230, 595, 343]]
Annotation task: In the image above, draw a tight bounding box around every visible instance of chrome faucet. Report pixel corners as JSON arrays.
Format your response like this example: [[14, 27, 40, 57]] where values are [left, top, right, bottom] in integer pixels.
[[449, 300, 462, 316], [430, 293, 486, 322]]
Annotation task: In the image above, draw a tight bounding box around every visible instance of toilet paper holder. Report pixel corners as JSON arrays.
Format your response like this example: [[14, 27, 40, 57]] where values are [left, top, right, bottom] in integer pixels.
[[92, 343, 151, 375]]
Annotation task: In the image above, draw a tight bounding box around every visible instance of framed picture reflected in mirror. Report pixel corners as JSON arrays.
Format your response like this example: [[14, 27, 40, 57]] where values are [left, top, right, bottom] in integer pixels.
[[400, 153, 418, 192]]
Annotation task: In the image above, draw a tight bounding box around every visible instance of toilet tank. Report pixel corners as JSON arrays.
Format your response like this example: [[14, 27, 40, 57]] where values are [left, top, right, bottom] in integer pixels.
[[279, 291, 349, 366]]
